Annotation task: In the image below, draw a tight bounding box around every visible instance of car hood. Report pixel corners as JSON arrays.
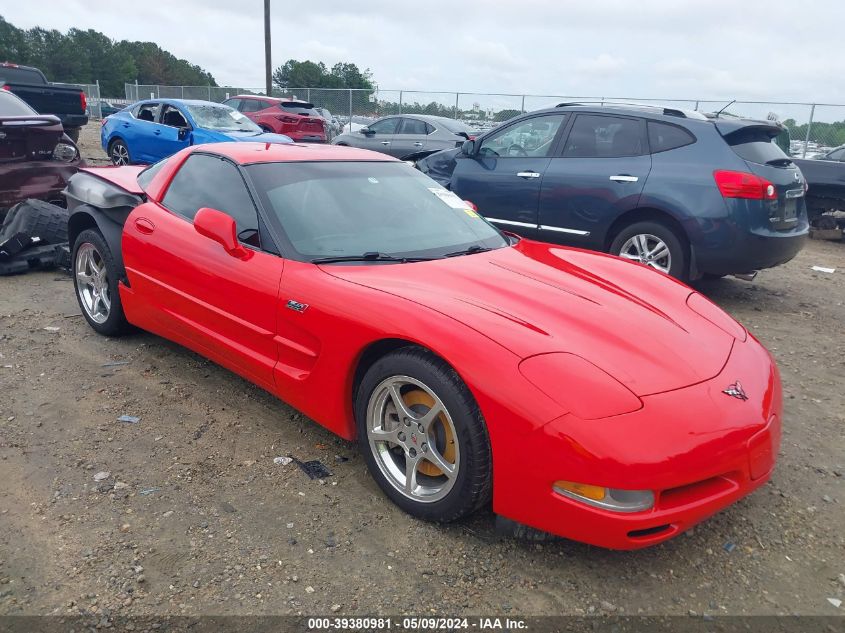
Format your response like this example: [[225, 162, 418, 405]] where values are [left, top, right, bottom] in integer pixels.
[[198, 129, 293, 144], [322, 240, 737, 397]]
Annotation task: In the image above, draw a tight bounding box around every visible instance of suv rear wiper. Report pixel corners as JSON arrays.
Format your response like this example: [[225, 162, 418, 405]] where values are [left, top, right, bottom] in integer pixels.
[[311, 252, 436, 264], [444, 245, 493, 258]]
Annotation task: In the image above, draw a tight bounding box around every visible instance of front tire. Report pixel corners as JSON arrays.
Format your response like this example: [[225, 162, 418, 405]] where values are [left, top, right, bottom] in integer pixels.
[[610, 220, 688, 280], [72, 229, 129, 336], [108, 138, 131, 166], [356, 347, 492, 523]]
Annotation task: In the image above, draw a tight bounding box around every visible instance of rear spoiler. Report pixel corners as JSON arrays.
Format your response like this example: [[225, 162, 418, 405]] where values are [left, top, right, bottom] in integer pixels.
[[0, 114, 62, 128], [713, 118, 784, 139]]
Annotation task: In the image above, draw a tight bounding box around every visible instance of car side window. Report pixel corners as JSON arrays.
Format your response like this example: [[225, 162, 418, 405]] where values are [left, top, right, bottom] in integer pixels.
[[398, 118, 428, 135], [240, 99, 262, 113], [162, 154, 262, 248], [424, 122, 435, 135], [223, 99, 241, 111], [160, 105, 189, 128], [563, 115, 646, 158], [479, 114, 566, 158], [368, 118, 400, 134], [135, 102, 160, 122], [826, 148, 845, 161], [648, 121, 695, 154]]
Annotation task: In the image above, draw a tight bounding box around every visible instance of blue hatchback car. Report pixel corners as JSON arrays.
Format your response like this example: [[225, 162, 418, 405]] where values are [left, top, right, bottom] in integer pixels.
[[101, 99, 292, 165], [418, 103, 809, 281]]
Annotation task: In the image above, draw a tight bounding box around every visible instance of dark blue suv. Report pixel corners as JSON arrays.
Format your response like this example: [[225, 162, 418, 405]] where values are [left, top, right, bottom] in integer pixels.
[[417, 103, 809, 281]]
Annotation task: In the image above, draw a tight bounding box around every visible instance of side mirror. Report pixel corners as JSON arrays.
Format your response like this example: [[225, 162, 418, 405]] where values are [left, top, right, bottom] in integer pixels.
[[360, 127, 374, 135], [178, 126, 191, 141], [194, 207, 251, 259], [461, 139, 476, 156]]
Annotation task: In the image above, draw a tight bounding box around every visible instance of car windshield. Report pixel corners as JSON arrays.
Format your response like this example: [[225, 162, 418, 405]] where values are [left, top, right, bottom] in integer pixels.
[[185, 104, 261, 133], [247, 161, 508, 262]]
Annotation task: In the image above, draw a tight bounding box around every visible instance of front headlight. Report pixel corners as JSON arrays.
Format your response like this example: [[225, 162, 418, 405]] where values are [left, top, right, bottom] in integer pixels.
[[518, 352, 642, 419], [553, 480, 654, 513], [52, 142, 78, 162]]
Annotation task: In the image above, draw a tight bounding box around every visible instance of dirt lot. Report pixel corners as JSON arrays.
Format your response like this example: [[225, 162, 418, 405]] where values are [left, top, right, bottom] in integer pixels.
[[0, 124, 843, 619]]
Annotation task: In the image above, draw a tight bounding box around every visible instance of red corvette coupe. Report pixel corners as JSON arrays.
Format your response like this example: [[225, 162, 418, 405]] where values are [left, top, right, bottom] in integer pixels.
[[65, 142, 782, 550]]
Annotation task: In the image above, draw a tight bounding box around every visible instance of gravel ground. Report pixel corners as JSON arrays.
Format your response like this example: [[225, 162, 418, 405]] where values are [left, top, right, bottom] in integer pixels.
[[0, 124, 843, 618]]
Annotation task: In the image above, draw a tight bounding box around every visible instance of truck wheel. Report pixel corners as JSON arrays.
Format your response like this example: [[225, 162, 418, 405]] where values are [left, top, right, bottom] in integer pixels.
[[610, 220, 688, 281], [66, 127, 80, 143]]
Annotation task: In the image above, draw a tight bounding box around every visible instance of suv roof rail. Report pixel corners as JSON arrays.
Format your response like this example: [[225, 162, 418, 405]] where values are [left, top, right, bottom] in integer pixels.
[[555, 101, 707, 121]]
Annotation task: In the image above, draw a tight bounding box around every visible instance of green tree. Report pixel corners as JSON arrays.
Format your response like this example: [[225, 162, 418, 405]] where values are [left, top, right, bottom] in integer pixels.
[[0, 14, 216, 96]]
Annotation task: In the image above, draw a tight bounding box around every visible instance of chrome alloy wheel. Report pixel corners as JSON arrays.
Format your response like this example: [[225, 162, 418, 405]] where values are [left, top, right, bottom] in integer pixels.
[[618, 233, 672, 274], [110, 142, 129, 165], [366, 375, 460, 503], [75, 243, 111, 324]]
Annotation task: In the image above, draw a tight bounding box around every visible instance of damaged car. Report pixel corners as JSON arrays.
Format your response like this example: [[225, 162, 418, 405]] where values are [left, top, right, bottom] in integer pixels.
[[0, 87, 82, 215], [64, 141, 782, 549]]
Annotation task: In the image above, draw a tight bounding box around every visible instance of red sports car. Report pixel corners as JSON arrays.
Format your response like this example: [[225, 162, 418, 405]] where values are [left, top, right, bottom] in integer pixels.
[[65, 142, 782, 550], [222, 95, 327, 143]]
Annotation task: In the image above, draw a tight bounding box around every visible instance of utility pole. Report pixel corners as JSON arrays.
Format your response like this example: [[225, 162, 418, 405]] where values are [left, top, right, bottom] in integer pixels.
[[264, 0, 272, 96]]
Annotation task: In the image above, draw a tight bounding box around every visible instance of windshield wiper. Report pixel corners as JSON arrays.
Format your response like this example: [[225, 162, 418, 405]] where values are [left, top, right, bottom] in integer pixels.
[[311, 252, 436, 264], [444, 245, 493, 258]]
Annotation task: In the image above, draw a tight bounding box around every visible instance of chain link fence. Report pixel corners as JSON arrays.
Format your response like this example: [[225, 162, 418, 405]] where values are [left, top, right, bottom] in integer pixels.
[[120, 83, 845, 157]]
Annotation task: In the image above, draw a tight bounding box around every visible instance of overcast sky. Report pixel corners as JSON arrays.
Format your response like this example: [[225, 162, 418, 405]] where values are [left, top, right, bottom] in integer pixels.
[[5, 0, 845, 116]]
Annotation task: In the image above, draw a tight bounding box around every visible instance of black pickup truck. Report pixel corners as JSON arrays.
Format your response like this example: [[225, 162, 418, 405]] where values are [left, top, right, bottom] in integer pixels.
[[0, 62, 88, 142], [792, 147, 845, 220]]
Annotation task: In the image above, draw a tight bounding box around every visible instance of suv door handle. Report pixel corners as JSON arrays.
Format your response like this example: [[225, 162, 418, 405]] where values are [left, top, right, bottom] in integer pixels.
[[610, 175, 638, 183], [413, 142, 423, 147], [381, 141, 390, 145], [517, 171, 541, 179]]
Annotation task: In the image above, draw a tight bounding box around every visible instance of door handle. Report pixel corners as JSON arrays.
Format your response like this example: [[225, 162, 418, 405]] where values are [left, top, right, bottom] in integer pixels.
[[381, 141, 390, 145], [517, 171, 541, 179], [154, 130, 161, 135], [609, 175, 638, 183], [134, 217, 155, 234], [413, 142, 423, 147]]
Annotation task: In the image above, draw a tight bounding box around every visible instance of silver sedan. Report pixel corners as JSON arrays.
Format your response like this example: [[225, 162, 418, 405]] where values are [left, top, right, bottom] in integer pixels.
[[331, 114, 476, 160]]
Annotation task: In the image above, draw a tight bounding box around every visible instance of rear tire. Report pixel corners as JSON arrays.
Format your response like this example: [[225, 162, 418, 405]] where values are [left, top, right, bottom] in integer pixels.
[[65, 127, 80, 143], [72, 229, 129, 336], [355, 347, 492, 523], [610, 220, 688, 281]]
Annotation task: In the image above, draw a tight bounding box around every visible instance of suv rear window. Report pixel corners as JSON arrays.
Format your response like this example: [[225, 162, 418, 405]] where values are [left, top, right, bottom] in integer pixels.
[[724, 127, 790, 165], [648, 122, 695, 153], [279, 102, 319, 116]]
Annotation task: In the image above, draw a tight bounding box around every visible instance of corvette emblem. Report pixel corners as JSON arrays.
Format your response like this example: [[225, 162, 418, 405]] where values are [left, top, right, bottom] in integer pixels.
[[722, 381, 748, 401]]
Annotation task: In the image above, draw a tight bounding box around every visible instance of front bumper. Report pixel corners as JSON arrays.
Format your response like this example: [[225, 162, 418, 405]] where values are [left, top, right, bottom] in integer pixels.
[[492, 335, 783, 549]]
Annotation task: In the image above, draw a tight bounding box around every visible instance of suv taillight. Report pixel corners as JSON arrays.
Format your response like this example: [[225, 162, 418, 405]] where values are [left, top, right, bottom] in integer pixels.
[[275, 115, 298, 124], [80, 91, 87, 112], [714, 170, 777, 200]]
